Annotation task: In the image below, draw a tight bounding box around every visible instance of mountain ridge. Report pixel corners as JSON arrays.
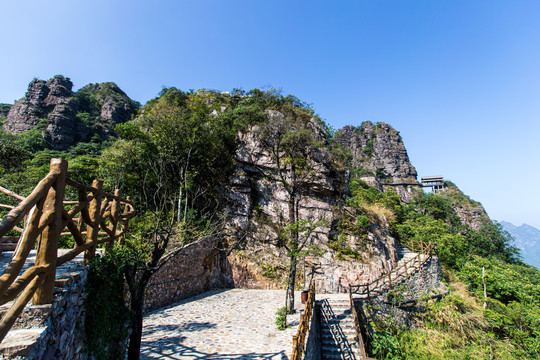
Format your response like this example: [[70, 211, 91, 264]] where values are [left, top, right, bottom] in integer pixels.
[[501, 221, 540, 268]]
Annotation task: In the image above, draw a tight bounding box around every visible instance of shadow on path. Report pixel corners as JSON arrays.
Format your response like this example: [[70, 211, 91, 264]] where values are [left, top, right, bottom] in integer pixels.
[[146, 289, 231, 315], [141, 335, 288, 360]]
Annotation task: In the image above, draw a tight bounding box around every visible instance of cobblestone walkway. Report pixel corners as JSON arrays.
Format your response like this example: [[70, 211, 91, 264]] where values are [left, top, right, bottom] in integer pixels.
[[141, 289, 303, 359]]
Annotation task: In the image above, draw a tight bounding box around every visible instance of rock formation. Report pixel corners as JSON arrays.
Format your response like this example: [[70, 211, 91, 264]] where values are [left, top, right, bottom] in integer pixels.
[[335, 122, 418, 180], [3, 76, 138, 150], [3, 77, 57, 134], [439, 181, 490, 230], [224, 115, 400, 293]]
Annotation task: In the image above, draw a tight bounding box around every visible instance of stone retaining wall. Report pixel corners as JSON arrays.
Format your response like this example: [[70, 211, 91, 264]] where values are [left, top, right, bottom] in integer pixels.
[[32, 270, 88, 360], [401, 255, 444, 300], [361, 256, 446, 332], [304, 305, 321, 360], [0, 269, 90, 360], [144, 236, 232, 311]]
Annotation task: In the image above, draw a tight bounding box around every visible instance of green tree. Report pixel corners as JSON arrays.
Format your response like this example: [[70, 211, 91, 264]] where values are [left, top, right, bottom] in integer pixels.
[[254, 108, 324, 313]]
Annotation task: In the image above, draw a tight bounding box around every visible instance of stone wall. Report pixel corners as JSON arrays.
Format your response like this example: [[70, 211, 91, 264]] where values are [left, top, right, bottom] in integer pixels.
[[144, 236, 232, 311], [32, 270, 88, 360], [361, 256, 447, 332], [304, 306, 321, 360], [399, 255, 444, 300], [0, 269, 90, 360]]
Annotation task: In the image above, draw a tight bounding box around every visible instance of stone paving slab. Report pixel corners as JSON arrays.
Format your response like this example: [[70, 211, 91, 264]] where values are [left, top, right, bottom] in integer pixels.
[[141, 289, 305, 360]]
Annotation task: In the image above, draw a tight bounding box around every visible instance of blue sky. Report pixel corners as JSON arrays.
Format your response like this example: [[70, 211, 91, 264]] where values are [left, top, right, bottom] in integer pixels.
[[1, 0, 539, 228]]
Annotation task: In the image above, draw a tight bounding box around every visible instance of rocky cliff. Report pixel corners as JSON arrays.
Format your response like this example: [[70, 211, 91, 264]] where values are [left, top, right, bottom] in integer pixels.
[[439, 181, 490, 230], [3, 76, 139, 150], [224, 116, 404, 293], [335, 122, 423, 202]]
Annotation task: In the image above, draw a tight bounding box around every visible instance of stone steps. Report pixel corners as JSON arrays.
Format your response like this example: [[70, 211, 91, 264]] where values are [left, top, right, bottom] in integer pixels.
[[0, 328, 47, 358], [318, 299, 361, 359], [351, 251, 429, 302]]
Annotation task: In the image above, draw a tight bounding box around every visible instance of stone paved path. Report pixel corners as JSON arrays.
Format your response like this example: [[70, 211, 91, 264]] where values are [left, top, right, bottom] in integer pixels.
[[141, 289, 304, 359]]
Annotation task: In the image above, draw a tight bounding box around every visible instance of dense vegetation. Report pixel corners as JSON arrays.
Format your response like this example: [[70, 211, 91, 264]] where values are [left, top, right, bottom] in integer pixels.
[[1, 83, 538, 359], [343, 178, 540, 359], [0, 86, 327, 359]]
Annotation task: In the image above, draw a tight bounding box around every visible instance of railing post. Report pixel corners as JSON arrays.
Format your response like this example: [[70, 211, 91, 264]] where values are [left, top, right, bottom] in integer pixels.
[[32, 159, 67, 305], [106, 189, 121, 251], [117, 196, 131, 246], [85, 180, 103, 262], [292, 335, 298, 360]]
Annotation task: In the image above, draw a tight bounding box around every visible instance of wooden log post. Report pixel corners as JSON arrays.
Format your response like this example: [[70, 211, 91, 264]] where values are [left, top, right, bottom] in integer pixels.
[[32, 159, 68, 305], [85, 180, 103, 263], [292, 335, 298, 359], [105, 189, 121, 251], [117, 196, 132, 246]]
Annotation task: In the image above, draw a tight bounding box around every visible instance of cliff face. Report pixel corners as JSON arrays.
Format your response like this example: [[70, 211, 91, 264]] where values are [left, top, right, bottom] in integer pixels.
[[223, 115, 399, 293], [3, 76, 138, 150], [335, 122, 418, 180], [439, 181, 490, 230], [335, 122, 422, 202]]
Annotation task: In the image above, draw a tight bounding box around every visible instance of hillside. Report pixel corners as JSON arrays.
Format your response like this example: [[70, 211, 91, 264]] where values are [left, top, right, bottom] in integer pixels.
[[0, 79, 538, 359]]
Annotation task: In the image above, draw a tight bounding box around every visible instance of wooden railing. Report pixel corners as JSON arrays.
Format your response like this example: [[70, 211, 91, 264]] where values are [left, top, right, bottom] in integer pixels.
[[290, 281, 315, 360], [0, 159, 135, 344], [347, 240, 437, 359], [350, 240, 438, 299]]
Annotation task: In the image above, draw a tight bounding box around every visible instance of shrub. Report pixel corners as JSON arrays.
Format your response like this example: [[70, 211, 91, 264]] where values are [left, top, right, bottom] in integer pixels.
[[275, 306, 288, 330]]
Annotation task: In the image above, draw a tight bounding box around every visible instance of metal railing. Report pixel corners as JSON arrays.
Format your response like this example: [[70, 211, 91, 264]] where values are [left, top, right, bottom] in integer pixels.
[[349, 287, 368, 358]]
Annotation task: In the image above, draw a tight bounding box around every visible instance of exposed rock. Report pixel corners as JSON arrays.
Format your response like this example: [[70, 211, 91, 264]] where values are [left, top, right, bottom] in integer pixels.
[[100, 97, 131, 125], [77, 82, 139, 126], [335, 122, 418, 181], [335, 122, 423, 202], [3, 76, 138, 150], [223, 113, 398, 293], [43, 76, 73, 106], [3, 79, 51, 133], [439, 181, 490, 230], [43, 98, 89, 150]]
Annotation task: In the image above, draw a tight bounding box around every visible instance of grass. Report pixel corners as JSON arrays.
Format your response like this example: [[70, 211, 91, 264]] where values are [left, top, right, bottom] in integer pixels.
[[389, 282, 523, 360]]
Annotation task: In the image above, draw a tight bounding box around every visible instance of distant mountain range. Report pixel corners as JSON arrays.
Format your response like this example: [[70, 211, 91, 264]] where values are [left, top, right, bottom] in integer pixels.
[[500, 221, 540, 269]]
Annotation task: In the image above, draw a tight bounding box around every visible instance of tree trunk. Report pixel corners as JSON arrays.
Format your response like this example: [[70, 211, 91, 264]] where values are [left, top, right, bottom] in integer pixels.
[[177, 187, 182, 223], [287, 193, 298, 313], [127, 285, 145, 360], [287, 255, 297, 312]]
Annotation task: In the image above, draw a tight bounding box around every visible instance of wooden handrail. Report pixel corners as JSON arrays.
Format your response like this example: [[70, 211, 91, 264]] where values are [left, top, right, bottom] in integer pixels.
[[0, 158, 136, 344], [65, 178, 134, 205], [350, 241, 437, 299], [0, 170, 58, 237], [290, 281, 315, 360]]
